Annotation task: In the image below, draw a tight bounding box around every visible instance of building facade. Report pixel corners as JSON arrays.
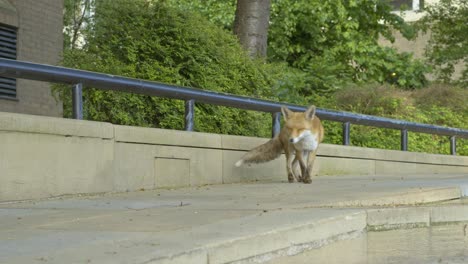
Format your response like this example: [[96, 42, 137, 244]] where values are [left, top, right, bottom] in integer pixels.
[[0, 0, 63, 117], [381, 0, 436, 59], [380, 0, 465, 80]]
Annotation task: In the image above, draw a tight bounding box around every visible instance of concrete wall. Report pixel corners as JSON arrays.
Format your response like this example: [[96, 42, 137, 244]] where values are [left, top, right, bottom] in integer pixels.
[[1, 111, 467, 202], [0, 0, 63, 117]]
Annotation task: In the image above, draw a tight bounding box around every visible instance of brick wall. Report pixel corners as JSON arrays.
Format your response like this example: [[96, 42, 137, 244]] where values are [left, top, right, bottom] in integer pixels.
[[0, 0, 63, 117]]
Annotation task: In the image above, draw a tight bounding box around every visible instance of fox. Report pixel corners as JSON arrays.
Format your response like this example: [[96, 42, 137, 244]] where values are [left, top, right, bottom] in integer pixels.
[[235, 105, 324, 184]]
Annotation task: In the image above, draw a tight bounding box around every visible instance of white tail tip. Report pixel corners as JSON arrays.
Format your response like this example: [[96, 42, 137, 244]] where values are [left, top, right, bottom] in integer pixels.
[[235, 160, 244, 167]]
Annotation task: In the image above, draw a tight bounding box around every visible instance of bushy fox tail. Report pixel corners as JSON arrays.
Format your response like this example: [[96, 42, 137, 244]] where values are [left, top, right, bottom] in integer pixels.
[[235, 137, 283, 167]]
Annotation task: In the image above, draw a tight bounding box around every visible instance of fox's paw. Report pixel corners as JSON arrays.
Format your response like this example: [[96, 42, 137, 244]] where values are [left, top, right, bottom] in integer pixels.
[[288, 173, 294, 183], [303, 177, 312, 184]]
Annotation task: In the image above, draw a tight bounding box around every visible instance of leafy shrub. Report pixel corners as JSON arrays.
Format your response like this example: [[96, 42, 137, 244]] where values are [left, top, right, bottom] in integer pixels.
[[56, 0, 279, 137], [267, 0, 429, 90], [57, 0, 466, 156], [165, 0, 429, 90], [327, 84, 467, 155], [416, 0, 468, 86], [412, 83, 468, 114], [334, 84, 412, 116]]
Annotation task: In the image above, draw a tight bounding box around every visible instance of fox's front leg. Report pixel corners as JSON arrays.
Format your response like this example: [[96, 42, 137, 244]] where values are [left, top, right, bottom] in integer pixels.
[[295, 151, 308, 183], [292, 158, 302, 182], [285, 149, 295, 183], [302, 150, 318, 184]]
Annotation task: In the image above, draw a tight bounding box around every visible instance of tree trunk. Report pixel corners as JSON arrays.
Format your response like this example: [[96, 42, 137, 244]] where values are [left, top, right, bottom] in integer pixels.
[[233, 0, 271, 58]]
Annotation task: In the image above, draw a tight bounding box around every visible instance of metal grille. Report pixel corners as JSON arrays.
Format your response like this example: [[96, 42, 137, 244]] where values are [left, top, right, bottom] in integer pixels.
[[0, 24, 17, 99]]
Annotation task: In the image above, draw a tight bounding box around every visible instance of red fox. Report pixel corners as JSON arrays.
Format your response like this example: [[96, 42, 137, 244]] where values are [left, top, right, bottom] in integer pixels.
[[235, 105, 324, 184]]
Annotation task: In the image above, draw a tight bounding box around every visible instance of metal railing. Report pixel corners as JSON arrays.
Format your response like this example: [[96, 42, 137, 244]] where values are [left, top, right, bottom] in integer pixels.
[[1, 58, 467, 155]]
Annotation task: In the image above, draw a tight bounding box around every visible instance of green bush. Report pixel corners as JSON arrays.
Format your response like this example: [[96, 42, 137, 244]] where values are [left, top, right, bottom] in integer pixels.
[[416, 0, 468, 86], [327, 84, 467, 155], [164, 0, 429, 90], [57, 0, 466, 156], [412, 83, 468, 114], [56, 0, 279, 137], [267, 0, 429, 90]]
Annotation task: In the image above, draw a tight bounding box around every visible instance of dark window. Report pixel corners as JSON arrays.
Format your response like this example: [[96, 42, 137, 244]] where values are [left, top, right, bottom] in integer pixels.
[[0, 24, 17, 99]]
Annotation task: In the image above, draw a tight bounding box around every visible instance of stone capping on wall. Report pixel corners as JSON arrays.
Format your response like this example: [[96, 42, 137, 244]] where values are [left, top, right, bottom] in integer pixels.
[[114, 125, 222, 149], [114, 126, 467, 168], [0, 111, 113, 139], [1, 111, 467, 167]]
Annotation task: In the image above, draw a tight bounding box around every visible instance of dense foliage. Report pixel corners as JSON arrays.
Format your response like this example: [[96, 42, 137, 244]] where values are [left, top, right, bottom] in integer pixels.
[[323, 83, 467, 155], [58, 0, 276, 137], [168, 0, 429, 91], [417, 0, 467, 86], [59, 0, 467, 155], [268, 0, 430, 90]]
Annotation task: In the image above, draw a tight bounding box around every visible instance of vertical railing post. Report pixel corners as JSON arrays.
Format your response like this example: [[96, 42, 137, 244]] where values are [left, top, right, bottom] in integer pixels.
[[272, 112, 281, 138], [184, 99, 195, 131], [342, 122, 350, 146], [401, 129, 408, 151], [450, 136, 456, 155], [72, 83, 83, 120]]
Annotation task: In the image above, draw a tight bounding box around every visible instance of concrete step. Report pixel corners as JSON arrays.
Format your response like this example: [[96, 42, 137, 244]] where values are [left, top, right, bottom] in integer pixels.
[[1, 174, 468, 264]]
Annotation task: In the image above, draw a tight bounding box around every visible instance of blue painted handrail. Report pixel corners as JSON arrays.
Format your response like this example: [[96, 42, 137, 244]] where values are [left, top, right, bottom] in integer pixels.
[[1, 58, 466, 154]]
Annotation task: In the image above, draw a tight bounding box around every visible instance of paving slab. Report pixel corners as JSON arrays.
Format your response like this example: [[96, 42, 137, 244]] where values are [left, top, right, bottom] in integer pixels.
[[1, 174, 467, 264]]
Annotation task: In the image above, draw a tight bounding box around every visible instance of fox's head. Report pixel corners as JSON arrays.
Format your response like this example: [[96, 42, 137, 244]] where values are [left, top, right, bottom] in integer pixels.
[[281, 105, 317, 144]]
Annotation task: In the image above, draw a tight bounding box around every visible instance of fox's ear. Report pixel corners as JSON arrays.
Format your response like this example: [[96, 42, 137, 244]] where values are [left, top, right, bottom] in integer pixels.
[[305, 105, 316, 120], [281, 106, 293, 121]]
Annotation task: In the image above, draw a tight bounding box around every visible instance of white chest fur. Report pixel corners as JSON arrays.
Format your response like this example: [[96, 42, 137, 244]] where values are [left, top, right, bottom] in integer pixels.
[[293, 131, 319, 151]]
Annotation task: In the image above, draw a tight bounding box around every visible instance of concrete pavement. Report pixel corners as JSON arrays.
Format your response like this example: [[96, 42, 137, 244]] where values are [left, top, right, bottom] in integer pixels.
[[1, 174, 468, 264]]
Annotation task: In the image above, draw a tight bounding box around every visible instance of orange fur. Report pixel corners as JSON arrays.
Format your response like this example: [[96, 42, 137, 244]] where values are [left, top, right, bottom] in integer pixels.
[[235, 105, 324, 184]]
